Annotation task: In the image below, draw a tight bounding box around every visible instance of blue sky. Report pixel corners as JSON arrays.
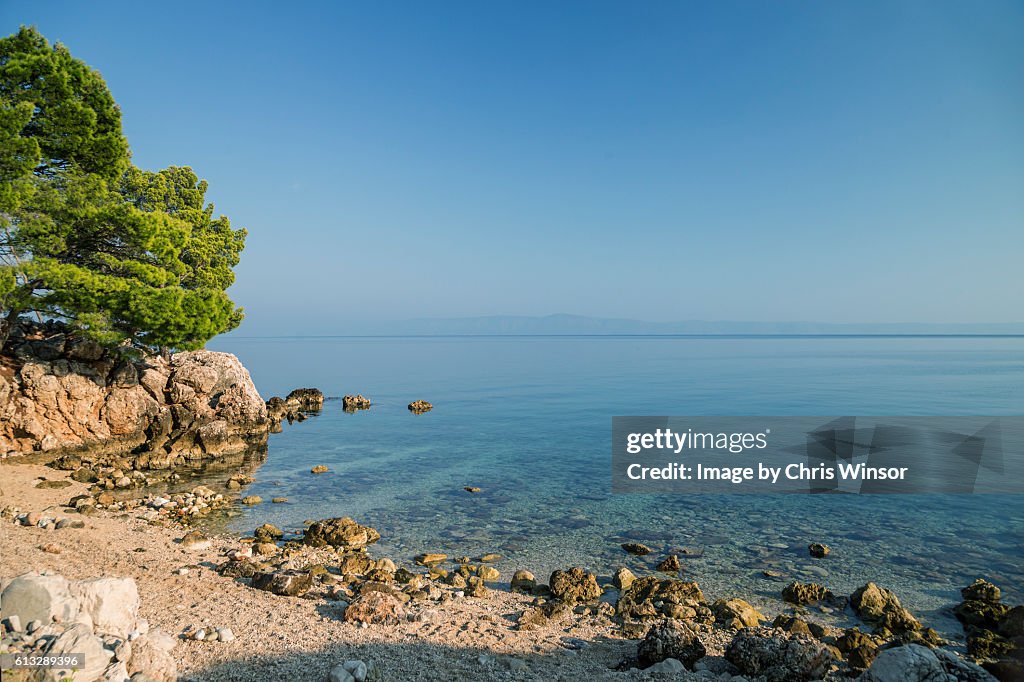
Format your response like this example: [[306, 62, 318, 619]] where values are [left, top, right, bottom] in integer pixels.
[[3, 1, 1022, 332]]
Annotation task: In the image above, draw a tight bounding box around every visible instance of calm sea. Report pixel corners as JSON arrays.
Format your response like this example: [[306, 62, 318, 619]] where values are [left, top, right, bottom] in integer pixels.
[[207, 335, 1024, 634]]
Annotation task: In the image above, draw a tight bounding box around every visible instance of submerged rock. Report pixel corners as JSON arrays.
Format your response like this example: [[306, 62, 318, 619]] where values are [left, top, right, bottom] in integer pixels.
[[621, 542, 652, 556], [808, 543, 831, 558]]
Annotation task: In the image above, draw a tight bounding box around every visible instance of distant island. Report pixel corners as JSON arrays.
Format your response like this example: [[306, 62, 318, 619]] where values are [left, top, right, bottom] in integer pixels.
[[252, 314, 1024, 337]]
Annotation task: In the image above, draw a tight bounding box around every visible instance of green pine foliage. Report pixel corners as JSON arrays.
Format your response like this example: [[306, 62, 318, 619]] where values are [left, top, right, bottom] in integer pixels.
[[0, 26, 246, 350]]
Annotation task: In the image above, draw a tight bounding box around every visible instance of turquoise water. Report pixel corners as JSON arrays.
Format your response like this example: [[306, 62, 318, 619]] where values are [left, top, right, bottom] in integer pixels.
[[209, 335, 1024, 634]]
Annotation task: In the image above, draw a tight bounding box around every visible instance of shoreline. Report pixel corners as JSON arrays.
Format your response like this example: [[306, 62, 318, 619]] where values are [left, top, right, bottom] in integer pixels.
[[2, 459, 1017, 681]]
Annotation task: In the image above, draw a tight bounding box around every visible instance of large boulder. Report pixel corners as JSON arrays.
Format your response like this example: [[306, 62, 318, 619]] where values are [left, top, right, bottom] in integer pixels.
[[637, 619, 707, 669], [0, 572, 79, 626], [303, 517, 381, 549], [69, 577, 139, 638], [861, 644, 997, 682], [725, 629, 838, 682], [343, 591, 404, 625]]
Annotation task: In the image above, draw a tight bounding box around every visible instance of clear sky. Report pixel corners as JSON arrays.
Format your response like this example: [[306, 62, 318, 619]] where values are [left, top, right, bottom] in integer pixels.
[[3, 1, 1022, 333]]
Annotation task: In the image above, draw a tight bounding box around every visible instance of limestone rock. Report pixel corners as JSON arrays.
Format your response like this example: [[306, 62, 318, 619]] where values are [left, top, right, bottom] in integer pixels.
[[69, 577, 139, 638], [408, 400, 433, 413], [0, 572, 79, 626], [510, 569, 536, 593], [0, 322, 269, 463]]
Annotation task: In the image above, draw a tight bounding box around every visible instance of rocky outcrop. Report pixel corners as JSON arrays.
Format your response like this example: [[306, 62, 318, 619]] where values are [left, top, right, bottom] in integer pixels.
[[0, 321, 268, 463], [265, 387, 324, 431]]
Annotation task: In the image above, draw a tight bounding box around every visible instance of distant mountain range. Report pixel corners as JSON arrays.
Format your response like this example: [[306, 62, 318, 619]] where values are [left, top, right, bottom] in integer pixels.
[[317, 314, 1024, 336]]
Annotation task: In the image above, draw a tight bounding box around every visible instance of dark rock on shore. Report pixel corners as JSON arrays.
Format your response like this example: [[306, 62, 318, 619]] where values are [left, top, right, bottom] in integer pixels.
[[304, 517, 381, 549], [725, 628, 837, 682], [251, 570, 312, 597], [637, 619, 706, 669]]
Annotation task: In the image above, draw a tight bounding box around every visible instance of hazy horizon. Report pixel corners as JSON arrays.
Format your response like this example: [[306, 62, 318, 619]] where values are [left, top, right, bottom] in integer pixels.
[[4, 1, 1022, 333]]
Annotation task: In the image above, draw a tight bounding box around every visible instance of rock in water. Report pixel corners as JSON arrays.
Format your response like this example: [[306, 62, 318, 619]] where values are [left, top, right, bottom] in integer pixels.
[[781, 581, 841, 606], [656, 555, 681, 572], [725, 629, 837, 682], [808, 543, 831, 558], [342, 394, 371, 411], [637, 619, 707, 668], [621, 542, 652, 556], [408, 400, 433, 413], [303, 517, 380, 549], [311, 465, 329, 474], [549, 567, 601, 605]]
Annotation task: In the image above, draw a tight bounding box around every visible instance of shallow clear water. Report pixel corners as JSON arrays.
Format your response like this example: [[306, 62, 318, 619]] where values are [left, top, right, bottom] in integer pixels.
[[208, 335, 1024, 634]]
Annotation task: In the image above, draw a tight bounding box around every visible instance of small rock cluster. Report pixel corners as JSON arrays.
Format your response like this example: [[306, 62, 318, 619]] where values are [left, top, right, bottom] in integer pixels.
[[0, 572, 176, 682], [265, 388, 324, 432], [954, 578, 1024, 679]]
